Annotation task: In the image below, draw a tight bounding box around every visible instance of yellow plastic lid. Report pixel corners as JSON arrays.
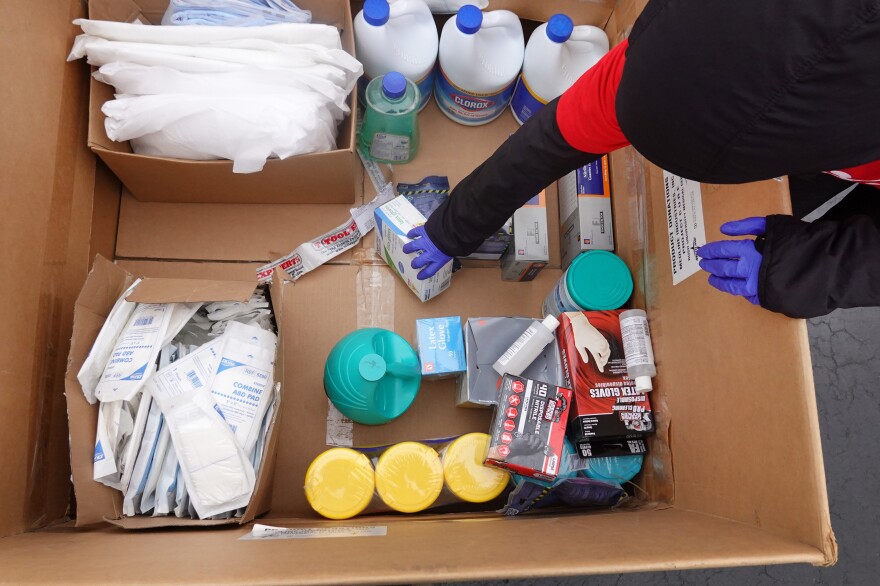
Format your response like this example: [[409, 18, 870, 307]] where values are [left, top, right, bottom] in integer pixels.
[[374, 442, 444, 513], [443, 433, 510, 503], [304, 448, 375, 520]]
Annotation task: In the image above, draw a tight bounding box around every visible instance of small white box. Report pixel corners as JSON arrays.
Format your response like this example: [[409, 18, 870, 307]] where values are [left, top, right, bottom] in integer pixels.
[[374, 196, 452, 302], [501, 191, 549, 282], [559, 156, 614, 269]]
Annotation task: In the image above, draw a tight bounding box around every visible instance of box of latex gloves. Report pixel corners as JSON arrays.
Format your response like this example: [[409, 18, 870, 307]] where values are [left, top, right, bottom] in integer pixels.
[[559, 156, 614, 269], [501, 190, 550, 281], [375, 196, 453, 302], [416, 317, 466, 379], [67, 256, 285, 528]]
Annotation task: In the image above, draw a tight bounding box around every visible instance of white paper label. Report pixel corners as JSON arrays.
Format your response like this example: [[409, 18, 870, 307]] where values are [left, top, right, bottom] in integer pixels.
[[663, 171, 707, 285], [369, 133, 411, 163], [325, 400, 354, 447], [241, 524, 387, 541]]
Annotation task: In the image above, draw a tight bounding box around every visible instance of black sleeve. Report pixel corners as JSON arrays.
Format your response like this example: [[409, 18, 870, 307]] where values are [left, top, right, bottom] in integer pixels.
[[424, 98, 601, 257], [759, 194, 880, 318]]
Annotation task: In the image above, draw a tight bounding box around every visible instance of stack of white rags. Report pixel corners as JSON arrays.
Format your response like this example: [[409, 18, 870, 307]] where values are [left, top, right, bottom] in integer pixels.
[[68, 19, 363, 172]]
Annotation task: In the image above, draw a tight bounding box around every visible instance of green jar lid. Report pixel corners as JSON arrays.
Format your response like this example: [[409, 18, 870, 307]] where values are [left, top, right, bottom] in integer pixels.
[[324, 328, 421, 425], [565, 251, 633, 310]]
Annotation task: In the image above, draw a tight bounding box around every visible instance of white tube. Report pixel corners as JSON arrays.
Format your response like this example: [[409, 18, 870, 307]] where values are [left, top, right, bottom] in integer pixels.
[[492, 315, 560, 377], [619, 309, 656, 393]]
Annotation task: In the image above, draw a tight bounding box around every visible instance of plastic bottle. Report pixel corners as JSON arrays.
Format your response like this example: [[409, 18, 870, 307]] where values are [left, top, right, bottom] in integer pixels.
[[619, 309, 656, 393], [543, 250, 633, 317], [510, 14, 609, 125], [435, 5, 524, 125], [359, 72, 421, 164], [304, 448, 376, 520], [374, 442, 444, 513], [441, 433, 509, 503], [493, 315, 560, 376], [354, 0, 438, 111]]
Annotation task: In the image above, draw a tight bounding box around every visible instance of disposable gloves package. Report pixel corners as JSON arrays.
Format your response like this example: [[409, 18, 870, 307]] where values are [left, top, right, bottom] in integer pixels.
[[80, 285, 279, 520], [68, 19, 362, 172]]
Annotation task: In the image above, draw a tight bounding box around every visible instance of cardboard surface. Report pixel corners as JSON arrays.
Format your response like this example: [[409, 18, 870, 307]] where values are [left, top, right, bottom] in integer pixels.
[[85, 0, 361, 205], [0, 0, 838, 578], [116, 190, 363, 262]]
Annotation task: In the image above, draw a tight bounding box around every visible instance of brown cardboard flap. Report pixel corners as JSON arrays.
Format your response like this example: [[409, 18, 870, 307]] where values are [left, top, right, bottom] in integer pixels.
[[126, 277, 256, 303], [0, 509, 830, 583], [106, 516, 237, 530]]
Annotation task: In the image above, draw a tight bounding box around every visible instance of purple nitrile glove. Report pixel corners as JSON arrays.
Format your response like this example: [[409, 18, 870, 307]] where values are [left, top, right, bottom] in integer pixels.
[[402, 225, 453, 280], [696, 216, 767, 305]]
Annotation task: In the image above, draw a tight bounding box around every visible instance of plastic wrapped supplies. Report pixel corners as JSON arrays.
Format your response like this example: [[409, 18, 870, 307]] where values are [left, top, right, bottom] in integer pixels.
[[68, 20, 362, 173], [162, 0, 312, 27]]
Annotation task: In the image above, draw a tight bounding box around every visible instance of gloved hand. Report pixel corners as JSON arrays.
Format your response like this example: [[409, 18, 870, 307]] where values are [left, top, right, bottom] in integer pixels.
[[697, 216, 766, 305], [568, 312, 611, 372], [402, 225, 453, 280]]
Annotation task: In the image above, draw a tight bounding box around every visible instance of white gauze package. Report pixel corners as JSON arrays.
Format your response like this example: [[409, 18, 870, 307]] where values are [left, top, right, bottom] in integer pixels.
[[147, 338, 255, 519]]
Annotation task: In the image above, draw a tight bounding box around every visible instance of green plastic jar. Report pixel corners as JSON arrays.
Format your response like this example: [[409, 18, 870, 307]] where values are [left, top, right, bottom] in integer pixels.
[[542, 251, 633, 317]]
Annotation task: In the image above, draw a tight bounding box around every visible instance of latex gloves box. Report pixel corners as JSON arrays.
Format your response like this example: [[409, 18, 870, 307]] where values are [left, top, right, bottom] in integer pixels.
[[65, 256, 285, 528], [557, 311, 655, 458], [485, 374, 573, 482], [458, 317, 562, 408], [559, 156, 614, 269], [416, 317, 466, 379], [375, 196, 452, 302], [80, 0, 360, 205], [501, 190, 550, 282]]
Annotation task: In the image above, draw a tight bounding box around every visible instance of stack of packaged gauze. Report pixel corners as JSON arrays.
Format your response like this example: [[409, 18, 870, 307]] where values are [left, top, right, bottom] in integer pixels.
[[67, 19, 362, 172], [77, 281, 278, 520]]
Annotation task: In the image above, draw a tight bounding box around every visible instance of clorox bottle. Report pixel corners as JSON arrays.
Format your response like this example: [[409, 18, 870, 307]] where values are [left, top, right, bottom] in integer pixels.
[[354, 0, 439, 112], [435, 5, 524, 125], [510, 14, 609, 125]]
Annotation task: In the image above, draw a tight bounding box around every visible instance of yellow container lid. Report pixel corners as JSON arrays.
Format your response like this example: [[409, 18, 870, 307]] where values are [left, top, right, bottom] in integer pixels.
[[443, 433, 510, 503], [375, 442, 444, 513], [304, 448, 375, 520]]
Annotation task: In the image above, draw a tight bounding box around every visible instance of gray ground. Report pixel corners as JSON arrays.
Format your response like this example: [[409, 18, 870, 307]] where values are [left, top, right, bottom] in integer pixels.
[[442, 306, 880, 584]]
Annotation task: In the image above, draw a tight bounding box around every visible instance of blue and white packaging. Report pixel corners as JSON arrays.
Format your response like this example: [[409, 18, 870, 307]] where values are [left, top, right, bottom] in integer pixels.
[[416, 317, 466, 379], [501, 190, 549, 281], [559, 156, 614, 269], [374, 196, 452, 302]]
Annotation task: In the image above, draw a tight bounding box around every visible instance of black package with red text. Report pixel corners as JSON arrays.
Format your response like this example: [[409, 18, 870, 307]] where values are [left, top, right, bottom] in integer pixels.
[[485, 374, 573, 482], [557, 311, 655, 458]]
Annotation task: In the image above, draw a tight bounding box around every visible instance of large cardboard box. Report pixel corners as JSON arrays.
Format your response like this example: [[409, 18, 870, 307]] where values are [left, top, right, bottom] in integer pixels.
[[0, 0, 836, 582], [82, 0, 361, 205]]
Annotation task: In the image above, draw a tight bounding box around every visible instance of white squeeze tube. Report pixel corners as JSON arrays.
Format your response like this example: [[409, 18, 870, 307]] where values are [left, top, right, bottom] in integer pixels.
[[619, 309, 656, 393], [493, 315, 560, 377]]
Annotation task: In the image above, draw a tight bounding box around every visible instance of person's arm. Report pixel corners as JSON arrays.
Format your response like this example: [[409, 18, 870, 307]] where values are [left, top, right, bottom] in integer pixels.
[[759, 191, 880, 318], [423, 40, 631, 257]]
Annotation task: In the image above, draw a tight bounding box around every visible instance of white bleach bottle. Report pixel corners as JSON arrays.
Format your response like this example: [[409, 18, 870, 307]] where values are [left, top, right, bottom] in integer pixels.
[[354, 0, 438, 112], [510, 14, 609, 125], [435, 5, 524, 125]]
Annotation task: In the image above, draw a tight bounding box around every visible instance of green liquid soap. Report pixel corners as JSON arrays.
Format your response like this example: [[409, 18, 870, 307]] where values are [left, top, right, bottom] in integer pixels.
[[359, 71, 420, 164]]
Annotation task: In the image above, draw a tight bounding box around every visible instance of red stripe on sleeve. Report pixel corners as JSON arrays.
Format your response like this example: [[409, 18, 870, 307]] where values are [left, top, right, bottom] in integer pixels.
[[556, 39, 631, 154]]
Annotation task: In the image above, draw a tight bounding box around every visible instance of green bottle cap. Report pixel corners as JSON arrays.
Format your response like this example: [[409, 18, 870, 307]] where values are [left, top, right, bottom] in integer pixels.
[[324, 328, 421, 425], [566, 251, 633, 310]]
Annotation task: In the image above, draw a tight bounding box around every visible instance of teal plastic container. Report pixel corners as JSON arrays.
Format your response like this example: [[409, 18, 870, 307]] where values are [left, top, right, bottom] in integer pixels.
[[324, 328, 422, 425], [583, 454, 644, 485], [542, 250, 633, 317], [359, 71, 420, 164], [511, 437, 580, 488]]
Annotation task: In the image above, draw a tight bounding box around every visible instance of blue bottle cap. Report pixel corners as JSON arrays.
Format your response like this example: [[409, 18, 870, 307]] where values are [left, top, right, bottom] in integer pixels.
[[456, 5, 483, 35], [546, 14, 574, 43], [363, 0, 390, 27], [382, 72, 407, 100]]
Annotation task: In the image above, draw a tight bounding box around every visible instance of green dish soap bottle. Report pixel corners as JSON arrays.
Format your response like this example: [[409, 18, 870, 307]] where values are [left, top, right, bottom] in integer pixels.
[[360, 71, 420, 164]]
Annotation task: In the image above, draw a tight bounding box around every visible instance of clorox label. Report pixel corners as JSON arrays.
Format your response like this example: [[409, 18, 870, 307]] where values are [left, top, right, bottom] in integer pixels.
[[435, 66, 515, 124]]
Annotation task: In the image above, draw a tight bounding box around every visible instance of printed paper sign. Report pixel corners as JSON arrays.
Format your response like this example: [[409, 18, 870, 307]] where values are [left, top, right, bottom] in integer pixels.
[[663, 171, 707, 285], [240, 524, 387, 541]]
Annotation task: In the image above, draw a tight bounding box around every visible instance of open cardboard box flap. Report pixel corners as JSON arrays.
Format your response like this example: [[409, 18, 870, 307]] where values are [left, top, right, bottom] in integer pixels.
[[65, 256, 284, 529], [0, 0, 837, 580]]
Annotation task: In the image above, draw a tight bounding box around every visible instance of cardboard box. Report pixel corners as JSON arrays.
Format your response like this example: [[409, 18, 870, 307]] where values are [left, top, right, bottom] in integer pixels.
[[375, 196, 453, 302], [485, 374, 573, 481], [65, 256, 285, 528], [0, 0, 837, 581], [501, 190, 550, 281], [83, 0, 361, 205], [459, 317, 562, 408], [559, 156, 614, 269], [416, 316, 466, 379]]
